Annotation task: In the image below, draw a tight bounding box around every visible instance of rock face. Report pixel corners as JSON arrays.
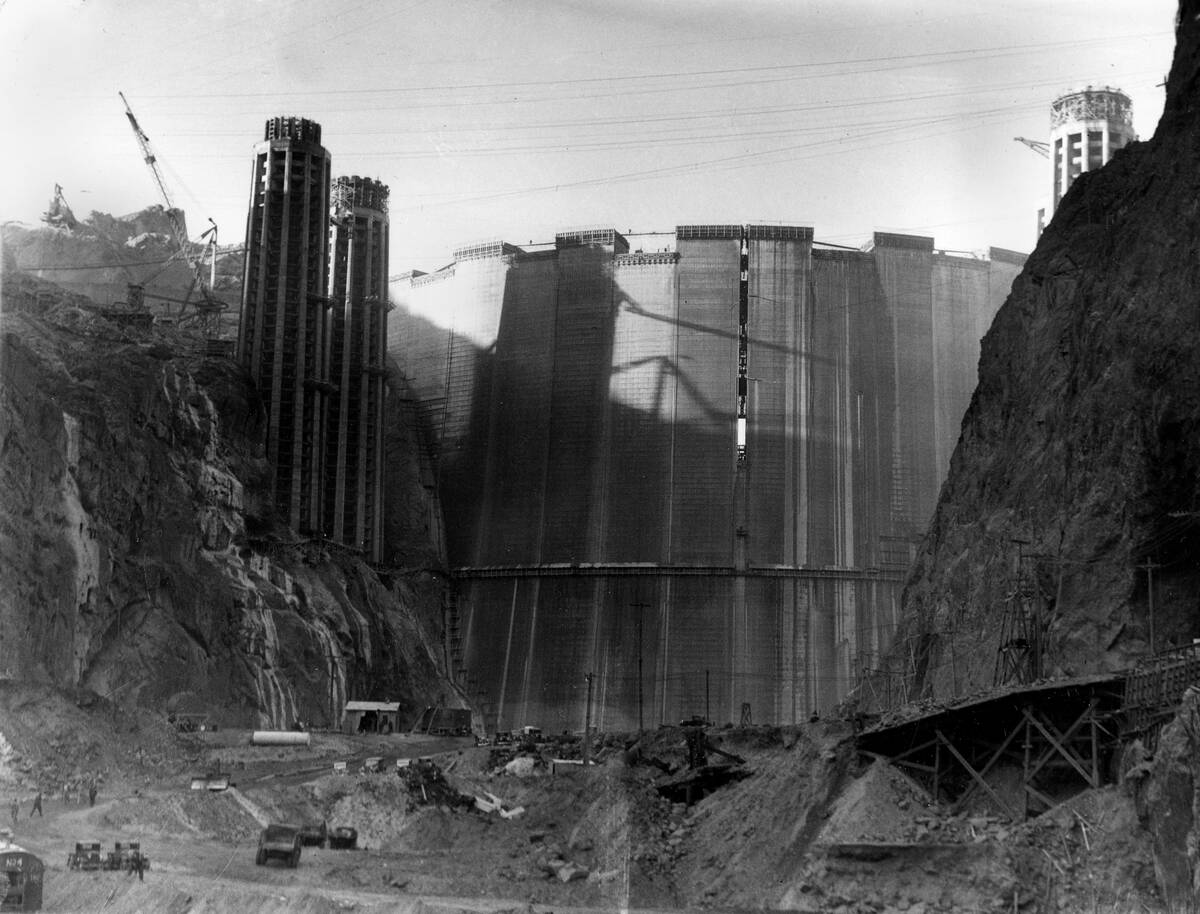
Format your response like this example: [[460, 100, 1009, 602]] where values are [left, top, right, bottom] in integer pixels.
[[0, 268, 453, 727], [1142, 687, 1200, 911], [876, 2, 1200, 703]]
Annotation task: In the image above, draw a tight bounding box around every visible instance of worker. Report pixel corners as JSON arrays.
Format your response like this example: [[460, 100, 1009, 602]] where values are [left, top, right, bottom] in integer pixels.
[[9, 797, 17, 826], [30, 790, 42, 818], [88, 782, 97, 807], [132, 851, 144, 881]]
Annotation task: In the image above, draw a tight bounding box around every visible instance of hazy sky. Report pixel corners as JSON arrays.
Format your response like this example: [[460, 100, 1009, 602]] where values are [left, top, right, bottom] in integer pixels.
[[0, 0, 1177, 273]]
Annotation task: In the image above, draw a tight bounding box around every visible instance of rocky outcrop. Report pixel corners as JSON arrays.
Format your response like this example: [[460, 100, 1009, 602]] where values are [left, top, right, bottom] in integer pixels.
[[875, 2, 1200, 703], [1142, 687, 1200, 911], [0, 270, 453, 727]]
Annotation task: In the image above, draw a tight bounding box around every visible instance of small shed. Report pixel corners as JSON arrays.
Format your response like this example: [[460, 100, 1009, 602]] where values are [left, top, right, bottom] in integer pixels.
[[341, 701, 401, 735]]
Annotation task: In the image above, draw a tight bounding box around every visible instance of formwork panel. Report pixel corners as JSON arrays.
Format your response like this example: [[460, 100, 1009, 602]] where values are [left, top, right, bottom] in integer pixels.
[[855, 578, 900, 678], [461, 577, 540, 734], [517, 576, 598, 732], [844, 251, 896, 572], [388, 273, 458, 442], [605, 260, 678, 562], [473, 257, 559, 565], [931, 257, 989, 479], [809, 252, 878, 567], [872, 235, 937, 534], [672, 238, 739, 565], [735, 577, 791, 726], [588, 575, 665, 732], [746, 237, 811, 567], [441, 257, 508, 446], [774, 578, 810, 724], [659, 576, 735, 724], [807, 578, 859, 714], [540, 244, 618, 562], [388, 256, 510, 564]]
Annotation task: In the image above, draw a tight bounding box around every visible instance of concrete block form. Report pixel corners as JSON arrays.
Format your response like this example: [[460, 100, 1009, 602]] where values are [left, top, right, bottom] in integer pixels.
[[389, 224, 1020, 729]]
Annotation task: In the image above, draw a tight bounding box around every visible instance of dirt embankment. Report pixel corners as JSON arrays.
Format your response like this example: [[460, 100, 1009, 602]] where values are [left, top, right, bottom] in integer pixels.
[[0, 686, 1169, 914]]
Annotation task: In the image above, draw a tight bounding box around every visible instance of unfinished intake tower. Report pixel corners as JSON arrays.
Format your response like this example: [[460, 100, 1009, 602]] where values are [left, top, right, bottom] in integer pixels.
[[237, 118, 390, 561], [390, 226, 1024, 730]]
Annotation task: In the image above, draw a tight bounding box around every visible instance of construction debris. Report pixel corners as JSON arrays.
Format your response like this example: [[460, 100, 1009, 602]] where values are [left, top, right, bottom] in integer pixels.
[[399, 757, 474, 810], [473, 792, 525, 819], [656, 763, 754, 805]]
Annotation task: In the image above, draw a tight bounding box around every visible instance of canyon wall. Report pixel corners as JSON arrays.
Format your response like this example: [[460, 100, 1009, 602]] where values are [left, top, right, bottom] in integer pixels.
[[0, 263, 452, 727], [877, 2, 1200, 706]]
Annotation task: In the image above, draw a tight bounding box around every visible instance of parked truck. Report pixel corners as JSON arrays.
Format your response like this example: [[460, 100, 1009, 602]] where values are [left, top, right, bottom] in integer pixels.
[[254, 824, 301, 868]]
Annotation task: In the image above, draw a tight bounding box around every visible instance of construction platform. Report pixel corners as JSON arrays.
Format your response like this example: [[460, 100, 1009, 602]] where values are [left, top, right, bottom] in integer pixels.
[[857, 674, 1127, 821], [1122, 641, 1200, 746]]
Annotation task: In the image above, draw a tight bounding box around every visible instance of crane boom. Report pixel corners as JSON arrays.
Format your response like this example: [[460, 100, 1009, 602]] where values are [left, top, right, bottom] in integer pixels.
[[119, 91, 190, 251], [1013, 136, 1050, 159], [118, 91, 228, 334]]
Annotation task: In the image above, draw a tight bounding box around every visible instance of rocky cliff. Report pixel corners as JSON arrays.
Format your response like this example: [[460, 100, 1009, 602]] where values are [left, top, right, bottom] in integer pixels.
[[875, 3, 1200, 704], [0, 263, 454, 728]]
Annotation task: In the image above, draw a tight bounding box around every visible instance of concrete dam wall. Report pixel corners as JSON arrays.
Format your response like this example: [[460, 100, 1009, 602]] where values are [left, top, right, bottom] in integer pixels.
[[388, 227, 1024, 731]]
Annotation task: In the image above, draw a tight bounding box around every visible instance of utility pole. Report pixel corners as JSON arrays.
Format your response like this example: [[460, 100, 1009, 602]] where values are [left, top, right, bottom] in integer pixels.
[[705, 669, 710, 725], [1011, 537, 1041, 683], [327, 652, 341, 730], [1139, 559, 1162, 655], [583, 672, 594, 766], [631, 601, 650, 733]]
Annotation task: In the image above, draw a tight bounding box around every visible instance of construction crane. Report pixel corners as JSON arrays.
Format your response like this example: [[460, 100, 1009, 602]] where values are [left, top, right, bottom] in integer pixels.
[[199, 218, 219, 290], [119, 92, 191, 255], [41, 184, 78, 230], [118, 91, 227, 335], [1013, 136, 1050, 159]]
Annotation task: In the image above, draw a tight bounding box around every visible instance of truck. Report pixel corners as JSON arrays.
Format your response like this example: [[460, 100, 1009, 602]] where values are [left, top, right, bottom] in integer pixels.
[[298, 821, 326, 849], [254, 824, 301, 868]]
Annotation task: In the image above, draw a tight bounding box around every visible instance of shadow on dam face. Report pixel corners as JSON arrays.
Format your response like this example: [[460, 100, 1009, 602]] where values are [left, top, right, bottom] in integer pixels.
[[388, 231, 1020, 732]]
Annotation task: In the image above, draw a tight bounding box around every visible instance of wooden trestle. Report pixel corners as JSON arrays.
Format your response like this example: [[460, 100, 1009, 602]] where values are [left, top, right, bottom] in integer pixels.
[[857, 675, 1126, 821], [1123, 642, 1200, 749]]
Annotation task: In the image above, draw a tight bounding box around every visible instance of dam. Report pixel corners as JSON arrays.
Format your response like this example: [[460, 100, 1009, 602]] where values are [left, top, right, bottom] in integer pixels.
[[388, 225, 1024, 731]]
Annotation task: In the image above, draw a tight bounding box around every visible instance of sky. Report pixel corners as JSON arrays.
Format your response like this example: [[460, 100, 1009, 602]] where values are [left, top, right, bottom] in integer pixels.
[[0, 0, 1179, 274]]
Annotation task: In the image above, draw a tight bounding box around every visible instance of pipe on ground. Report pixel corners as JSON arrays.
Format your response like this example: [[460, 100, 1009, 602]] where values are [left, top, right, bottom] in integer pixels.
[[251, 730, 311, 747]]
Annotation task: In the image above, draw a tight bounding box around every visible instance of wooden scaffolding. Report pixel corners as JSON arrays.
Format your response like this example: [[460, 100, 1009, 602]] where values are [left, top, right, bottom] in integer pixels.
[[857, 675, 1125, 821]]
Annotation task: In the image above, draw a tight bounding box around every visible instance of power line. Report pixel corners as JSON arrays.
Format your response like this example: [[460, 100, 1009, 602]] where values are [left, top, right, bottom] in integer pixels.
[[122, 31, 1169, 100], [155, 69, 1155, 138], [386, 103, 1035, 211]]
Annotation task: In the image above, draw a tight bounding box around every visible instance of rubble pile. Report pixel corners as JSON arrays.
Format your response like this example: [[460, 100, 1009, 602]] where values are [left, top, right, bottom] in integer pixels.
[[399, 758, 474, 811], [628, 795, 691, 879]]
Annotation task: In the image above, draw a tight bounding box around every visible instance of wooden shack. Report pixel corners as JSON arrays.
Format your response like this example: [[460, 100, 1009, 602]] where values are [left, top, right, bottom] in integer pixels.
[[341, 701, 401, 735]]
